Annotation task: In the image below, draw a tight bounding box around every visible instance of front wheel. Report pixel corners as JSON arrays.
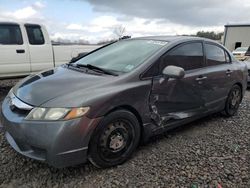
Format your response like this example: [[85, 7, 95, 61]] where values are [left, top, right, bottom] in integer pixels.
[[88, 110, 141, 168], [223, 85, 242, 117]]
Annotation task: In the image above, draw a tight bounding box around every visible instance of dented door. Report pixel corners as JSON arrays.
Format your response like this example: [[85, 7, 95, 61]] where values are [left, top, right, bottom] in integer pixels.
[[149, 42, 207, 126], [150, 72, 207, 126]]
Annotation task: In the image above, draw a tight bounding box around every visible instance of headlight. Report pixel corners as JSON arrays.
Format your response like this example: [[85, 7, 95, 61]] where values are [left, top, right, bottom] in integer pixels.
[[44, 108, 70, 120], [25, 107, 90, 121]]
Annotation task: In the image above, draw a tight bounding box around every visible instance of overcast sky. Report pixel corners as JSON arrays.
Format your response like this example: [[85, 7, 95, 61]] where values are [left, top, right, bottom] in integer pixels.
[[0, 0, 249, 43]]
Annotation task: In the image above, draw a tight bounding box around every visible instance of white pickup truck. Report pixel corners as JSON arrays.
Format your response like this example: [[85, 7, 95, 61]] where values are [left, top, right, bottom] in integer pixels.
[[0, 22, 101, 79]]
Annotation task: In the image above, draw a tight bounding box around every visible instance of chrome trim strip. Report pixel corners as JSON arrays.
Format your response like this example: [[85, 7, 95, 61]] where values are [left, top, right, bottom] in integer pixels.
[[9, 92, 33, 110]]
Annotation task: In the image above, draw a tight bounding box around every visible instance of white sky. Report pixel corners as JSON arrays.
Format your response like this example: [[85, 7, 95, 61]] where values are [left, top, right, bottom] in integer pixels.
[[1, 0, 248, 44]]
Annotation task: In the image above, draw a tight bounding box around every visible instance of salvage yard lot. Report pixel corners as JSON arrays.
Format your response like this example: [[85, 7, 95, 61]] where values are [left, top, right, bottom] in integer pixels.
[[0, 79, 250, 188]]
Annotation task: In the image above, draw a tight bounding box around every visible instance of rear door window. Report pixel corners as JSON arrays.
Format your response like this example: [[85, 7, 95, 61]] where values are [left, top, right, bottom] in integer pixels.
[[0, 24, 23, 45], [205, 43, 227, 66], [160, 42, 204, 71], [25, 25, 45, 45]]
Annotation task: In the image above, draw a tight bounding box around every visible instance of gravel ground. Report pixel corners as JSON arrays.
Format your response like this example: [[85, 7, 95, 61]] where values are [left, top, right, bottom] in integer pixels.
[[0, 79, 249, 188]]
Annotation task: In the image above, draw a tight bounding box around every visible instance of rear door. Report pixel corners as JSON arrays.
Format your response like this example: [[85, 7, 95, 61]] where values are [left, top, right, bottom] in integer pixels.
[[202, 42, 236, 110], [150, 42, 209, 125], [0, 23, 30, 77], [25, 24, 54, 73]]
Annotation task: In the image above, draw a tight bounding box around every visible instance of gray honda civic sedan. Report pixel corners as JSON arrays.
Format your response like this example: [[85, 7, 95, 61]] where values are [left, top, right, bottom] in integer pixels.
[[0, 36, 248, 168]]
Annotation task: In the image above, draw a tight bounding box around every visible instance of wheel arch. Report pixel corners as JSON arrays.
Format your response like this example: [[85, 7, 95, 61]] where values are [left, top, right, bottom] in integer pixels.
[[104, 105, 143, 130]]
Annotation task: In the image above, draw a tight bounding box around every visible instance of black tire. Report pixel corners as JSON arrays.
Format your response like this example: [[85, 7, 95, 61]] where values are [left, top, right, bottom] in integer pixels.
[[88, 110, 141, 168], [223, 84, 242, 117]]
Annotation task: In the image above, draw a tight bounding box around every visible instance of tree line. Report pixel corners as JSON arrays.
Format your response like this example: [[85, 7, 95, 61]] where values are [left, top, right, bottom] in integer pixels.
[[195, 31, 224, 40], [52, 26, 224, 45]]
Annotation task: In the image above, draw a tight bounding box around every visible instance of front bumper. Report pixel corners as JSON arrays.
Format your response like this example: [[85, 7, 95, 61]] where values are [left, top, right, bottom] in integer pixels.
[[0, 97, 102, 168]]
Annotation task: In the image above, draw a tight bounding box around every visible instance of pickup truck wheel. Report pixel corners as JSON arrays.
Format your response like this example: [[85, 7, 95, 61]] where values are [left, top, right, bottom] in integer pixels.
[[88, 110, 141, 168], [223, 85, 242, 117]]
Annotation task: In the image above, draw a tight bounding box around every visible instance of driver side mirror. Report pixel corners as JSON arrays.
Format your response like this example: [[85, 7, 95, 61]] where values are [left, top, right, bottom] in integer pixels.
[[162, 65, 185, 79]]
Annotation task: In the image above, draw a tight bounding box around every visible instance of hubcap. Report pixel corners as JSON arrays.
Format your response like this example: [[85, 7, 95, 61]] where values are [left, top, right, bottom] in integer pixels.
[[231, 89, 241, 107], [109, 133, 125, 150]]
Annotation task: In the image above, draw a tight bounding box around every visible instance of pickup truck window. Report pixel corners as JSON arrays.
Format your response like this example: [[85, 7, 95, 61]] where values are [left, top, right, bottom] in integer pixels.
[[0, 24, 23, 45], [25, 25, 45, 45]]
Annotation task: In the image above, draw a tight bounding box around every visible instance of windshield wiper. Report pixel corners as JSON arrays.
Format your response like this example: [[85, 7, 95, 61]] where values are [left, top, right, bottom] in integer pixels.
[[76, 64, 118, 76]]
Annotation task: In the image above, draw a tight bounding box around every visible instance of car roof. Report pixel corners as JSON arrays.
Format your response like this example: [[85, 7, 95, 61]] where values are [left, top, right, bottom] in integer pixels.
[[235, 47, 248, 49], [131, 35, 214, 43]]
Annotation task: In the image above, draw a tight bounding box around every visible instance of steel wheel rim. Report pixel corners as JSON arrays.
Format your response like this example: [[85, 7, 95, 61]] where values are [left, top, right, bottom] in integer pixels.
[[98, 119, 135, 162], [228, 87, 241, 112]]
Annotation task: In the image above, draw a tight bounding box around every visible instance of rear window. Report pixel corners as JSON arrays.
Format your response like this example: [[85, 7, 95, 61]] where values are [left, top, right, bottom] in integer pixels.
[[0, 24, 23, 45], [25, 25, 45, 45]]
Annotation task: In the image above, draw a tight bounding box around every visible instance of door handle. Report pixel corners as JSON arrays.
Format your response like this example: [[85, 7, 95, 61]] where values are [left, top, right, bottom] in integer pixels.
[[226, 69, 233, 75], [196, 76, 207, 81], [16, 49, 25, 53]]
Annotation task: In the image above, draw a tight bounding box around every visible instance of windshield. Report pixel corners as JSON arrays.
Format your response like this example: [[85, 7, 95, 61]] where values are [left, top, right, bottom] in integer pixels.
[[75, 39, 167, 73], [234, 47, 248, 52]]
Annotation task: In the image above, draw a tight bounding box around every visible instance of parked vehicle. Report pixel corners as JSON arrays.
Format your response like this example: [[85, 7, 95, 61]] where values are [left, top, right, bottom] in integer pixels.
[[245, 46, 250, 57], [232, 47, 249, 61], [0, 36, 247, 168], [0, 22, 100, 79], [244, 59, 250, 87]]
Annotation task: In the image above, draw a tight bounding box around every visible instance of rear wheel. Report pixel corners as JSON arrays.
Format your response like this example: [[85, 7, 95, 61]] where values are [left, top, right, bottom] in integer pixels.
[[88, 110, 141, 168], [223, 85, 242, 117]]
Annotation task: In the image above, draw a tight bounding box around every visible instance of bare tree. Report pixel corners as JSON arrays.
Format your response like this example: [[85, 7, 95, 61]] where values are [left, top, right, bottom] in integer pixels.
[[113, 25, 126, 39]]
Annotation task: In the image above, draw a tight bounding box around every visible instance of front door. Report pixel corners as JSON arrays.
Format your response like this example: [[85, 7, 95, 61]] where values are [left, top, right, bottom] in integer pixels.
[[150, 42, 208, 126]]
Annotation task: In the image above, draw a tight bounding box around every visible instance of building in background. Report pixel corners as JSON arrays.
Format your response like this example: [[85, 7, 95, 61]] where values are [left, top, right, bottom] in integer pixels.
[[223, 24, 250, 52]]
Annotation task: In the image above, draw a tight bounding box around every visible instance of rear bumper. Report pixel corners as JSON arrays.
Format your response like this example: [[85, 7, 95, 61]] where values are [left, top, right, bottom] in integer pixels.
[[0, 97, 102, 168]]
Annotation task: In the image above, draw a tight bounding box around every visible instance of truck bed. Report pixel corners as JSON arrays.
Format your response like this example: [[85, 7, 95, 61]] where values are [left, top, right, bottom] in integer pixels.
[[53, 45, 101, 66]]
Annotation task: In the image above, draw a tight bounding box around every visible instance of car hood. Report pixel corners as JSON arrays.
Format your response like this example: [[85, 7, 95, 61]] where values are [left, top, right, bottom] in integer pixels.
[[13, 66, 116, 107]]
